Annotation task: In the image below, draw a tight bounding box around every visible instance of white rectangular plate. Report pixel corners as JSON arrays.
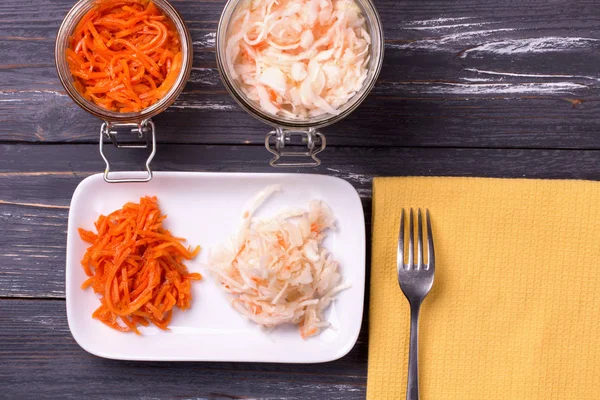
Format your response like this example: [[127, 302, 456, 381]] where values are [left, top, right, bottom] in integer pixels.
[[66, 172, 365, 362]]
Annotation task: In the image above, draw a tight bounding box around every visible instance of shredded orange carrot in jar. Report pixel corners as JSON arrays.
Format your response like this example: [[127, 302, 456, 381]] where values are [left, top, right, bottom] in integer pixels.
[[67, 0, 183, 112], [78, 196, 201, 334]]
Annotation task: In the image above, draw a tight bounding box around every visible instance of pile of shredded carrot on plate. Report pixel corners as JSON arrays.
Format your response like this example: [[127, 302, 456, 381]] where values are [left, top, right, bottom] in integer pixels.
[[67, 0, 183, 112], [79, 196, 201, 334]]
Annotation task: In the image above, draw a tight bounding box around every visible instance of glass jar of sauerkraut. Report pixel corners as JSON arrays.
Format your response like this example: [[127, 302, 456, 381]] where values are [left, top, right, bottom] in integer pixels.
[[55, 0, 193, 182], [216, 0, 384, 166]]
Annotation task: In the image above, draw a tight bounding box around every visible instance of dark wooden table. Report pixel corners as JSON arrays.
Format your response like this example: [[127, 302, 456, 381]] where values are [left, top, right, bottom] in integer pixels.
[[2, 0, 599, 398]]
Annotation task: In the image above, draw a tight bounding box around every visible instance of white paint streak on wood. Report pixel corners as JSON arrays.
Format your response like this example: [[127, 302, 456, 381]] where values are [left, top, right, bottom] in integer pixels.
[[406, 81, 587, 95], [461, 77, 494, 82], [0, 171, 85, 177], [465, 67, 600, 82], [16, 249, 61, 253], [356, 188, 372, 198], [171, 101, 236, 111], [15, 244, 65, 248], [0, 200, 69, 209], [405, 22, 494, 31], [21, 214, 66, 220], [22, 222, 63, 227], [438, 28, 517, 43], [16, 316, 69, 331], [188, 67, 220, 85], [0, 254, 53, 258], [404, 17, 473, 26], [192, 32, 216, 48], [0, 90, 66, 102], [460, 36, 600, 58], [326, 167, 372, 186], [389, 28, 516, 51]]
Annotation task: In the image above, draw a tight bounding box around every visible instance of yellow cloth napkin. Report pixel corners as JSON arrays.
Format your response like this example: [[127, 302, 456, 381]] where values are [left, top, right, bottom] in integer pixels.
[[367, 177, 600, 400]]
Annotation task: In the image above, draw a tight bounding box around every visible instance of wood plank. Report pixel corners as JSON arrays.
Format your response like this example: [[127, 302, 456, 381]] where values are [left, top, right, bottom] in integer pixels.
[[2, 144, 600, 202], [1, 0, 600, 148], [0, 299, 368, 399], [0, 144, 599, 298]]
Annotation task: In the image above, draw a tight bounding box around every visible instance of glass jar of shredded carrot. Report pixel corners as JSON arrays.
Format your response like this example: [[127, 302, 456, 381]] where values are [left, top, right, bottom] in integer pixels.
[[56, 0, 192, 120]]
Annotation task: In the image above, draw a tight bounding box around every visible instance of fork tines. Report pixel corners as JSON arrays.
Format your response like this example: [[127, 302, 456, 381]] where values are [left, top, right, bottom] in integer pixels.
[[397, 208, 435, 271]]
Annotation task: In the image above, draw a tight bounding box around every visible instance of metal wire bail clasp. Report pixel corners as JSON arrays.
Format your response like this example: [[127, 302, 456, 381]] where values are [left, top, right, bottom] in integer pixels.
[[265, 128, 326, 167], [99, 120, 156, 183]]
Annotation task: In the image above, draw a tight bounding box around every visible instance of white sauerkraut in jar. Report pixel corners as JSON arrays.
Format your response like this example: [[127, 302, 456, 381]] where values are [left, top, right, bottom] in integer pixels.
[[225, 0, 371, 120]]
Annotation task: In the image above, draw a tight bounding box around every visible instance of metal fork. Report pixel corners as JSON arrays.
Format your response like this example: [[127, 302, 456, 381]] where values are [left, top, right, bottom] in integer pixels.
[[398, 209, 435, 400]]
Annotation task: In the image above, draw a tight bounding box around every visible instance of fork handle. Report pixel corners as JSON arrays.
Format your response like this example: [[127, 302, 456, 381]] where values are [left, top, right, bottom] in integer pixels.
[[407, 302, 421, 400]]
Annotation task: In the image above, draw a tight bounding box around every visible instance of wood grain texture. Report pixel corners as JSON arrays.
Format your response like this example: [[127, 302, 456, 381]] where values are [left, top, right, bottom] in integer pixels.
[[0, 299, 368, 400], [1, 0, 600, 147], [0, 144, 599, 298], [2, 0, 600, 398]]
